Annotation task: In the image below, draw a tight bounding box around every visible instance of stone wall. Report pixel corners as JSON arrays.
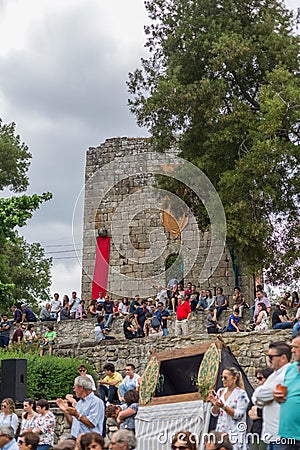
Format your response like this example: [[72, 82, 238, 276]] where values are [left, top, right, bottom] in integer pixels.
[[25, 314, 292, 386], [81, 137, 254, 302]]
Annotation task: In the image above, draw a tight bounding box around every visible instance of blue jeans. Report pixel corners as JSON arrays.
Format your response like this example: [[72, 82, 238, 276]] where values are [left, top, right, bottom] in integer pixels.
[[0, 335, 9, 348], [292, 322, 300, 337], [99, 384, 119, 403], [273, 322, 292, 330], [267, 444, 281, 450], [104, 313, 113, 328], [37, 445, 50, 450], [162, 328, 168, 337], [216, 306, 228, 319]]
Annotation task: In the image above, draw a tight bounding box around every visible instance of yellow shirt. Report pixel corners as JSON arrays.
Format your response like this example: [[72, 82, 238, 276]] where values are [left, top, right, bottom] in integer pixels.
[[103, 371, 123, 387]]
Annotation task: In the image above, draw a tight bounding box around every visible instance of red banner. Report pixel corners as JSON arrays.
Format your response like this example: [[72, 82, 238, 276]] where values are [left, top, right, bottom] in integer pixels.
[[92, 236, 110, 299]]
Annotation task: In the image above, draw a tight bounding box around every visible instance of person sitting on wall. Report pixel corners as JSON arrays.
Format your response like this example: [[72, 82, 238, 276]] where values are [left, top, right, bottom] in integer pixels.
[[94, 316, 115, 342], [272, 302, 292, 330], [227, 309, 242, 333], [206, 306, 223, 334], [98, 363, 123, 405], [214, 287, 229, 319], [21, 304, 37, 323], [123, 315, 137, 340], [39, 324, 56, 356]]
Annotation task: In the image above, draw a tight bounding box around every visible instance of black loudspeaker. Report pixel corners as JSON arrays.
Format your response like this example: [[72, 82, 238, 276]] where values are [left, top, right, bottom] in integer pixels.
[[1, 358, 27, 402]]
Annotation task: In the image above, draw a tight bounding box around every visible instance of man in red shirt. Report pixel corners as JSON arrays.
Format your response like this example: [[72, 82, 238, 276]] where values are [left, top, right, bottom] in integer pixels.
[[175, 295, 191, 336]]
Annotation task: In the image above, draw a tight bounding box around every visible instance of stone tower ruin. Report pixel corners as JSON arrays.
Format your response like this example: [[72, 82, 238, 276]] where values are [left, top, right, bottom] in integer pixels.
[[81, 137, 253, 301]]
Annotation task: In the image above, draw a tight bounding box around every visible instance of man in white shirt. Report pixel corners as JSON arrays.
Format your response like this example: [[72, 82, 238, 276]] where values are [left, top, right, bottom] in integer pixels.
[[70, 291, 81, 319], [50, 293, 62, 321], [254, 341, 292, 449], [118, 364, 140, 402]]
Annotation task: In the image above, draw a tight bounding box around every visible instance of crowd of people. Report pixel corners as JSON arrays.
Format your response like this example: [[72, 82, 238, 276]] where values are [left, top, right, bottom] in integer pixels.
[[1, 284, 300, 351], [0, 334, 300, 450]]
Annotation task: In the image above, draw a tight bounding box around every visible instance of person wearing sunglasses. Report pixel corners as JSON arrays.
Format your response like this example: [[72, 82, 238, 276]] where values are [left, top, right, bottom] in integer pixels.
[[0, 425, 19, 450], [254, 341, 291, 449], [18, 432, 39, 450], [208, 367, 249, 450], [77, 365, 96, 392], [271, 302, 292, 330], [171, 431, 198, 450], [0, 398, 19, 434], [248, 367, 273, 450]]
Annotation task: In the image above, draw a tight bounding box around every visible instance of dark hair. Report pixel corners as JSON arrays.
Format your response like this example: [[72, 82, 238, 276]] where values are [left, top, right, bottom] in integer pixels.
[[123, 297, 129, 305], [217, 287, 223, 294], [269, 341, 292, 361], [234, 287, 241, 292], [78, 364, 87, 370], [28, 324, 35, 331], [106, 404, 118, 418], [47, 324, 54, 331], [204, 431, 233, 450], [19, 432, 40, 450], [80, 432, 104, 450], [97, 315, 104, 323], [126, 364, 135, 370], [23, 398, 36, 418], [206, 289, 213, 298], [103, 363, 115, 373], [124, 389, 139, 406], [36, 399, 49, 410], [255, 367, 273, 379], [125, 314, 134, 323], [257, 302, 267, 311], [171, 431, 198, 450]]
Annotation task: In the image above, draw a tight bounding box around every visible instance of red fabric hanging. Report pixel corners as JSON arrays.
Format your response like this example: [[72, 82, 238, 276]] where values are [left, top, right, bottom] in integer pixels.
[[92, 236, 110, 298]]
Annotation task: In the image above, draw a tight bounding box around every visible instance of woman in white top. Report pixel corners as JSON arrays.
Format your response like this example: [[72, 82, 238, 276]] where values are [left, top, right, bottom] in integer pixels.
[[0, 397, 19, 434], [24, 324, 37, 344], [254, 302, 270, 331], [208, 367, 249, 450], [119, 297, 130, 316], [20, 398, 38, 435]]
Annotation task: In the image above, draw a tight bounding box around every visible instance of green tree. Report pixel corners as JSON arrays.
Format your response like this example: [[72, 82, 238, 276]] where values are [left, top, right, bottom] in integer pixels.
[[128, 0, 300, 283], [0, 120, 31, 192], [0, 120, 52, 310]]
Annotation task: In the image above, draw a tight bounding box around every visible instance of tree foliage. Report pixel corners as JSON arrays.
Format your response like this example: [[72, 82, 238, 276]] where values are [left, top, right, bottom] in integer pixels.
[[0, 120, 52, 309], [0, 120, 31, 192], [128, 0, 300, 284]]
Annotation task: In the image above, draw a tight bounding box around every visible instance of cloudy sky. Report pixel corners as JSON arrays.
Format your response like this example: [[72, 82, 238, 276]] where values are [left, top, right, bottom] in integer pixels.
[[0, 0, 298, 300]]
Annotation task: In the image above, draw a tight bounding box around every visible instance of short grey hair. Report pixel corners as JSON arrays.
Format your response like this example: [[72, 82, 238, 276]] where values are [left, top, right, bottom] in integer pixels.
[[112, 430, 136, 449], [74, 376, 93, 391], [0, 425, 14, 439]]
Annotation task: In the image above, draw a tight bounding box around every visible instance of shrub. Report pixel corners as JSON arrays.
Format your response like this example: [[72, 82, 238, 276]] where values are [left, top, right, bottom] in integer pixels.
[[0, 348, 96, 399]]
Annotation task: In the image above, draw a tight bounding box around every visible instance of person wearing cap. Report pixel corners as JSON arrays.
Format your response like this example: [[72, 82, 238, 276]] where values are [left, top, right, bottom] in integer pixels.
[[21, 305, 37, 323], [175, 295, 191, 336]]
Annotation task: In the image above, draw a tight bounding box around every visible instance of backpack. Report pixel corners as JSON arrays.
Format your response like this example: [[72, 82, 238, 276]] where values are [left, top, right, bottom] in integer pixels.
[[150, 316, 161, 328]]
